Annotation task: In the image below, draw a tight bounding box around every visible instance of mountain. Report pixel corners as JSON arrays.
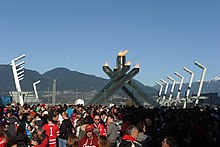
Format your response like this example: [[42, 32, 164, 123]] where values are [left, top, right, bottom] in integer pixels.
[[0, 65, 15, 91], [0, 65, 157, 95], [1, 64, 219, 98], [42, 67, 108, 91], [0, 65, 108, 92]]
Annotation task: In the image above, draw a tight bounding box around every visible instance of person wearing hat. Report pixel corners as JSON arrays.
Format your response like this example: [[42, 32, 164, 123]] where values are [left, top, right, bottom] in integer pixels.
[[79, 124, 99, 147]]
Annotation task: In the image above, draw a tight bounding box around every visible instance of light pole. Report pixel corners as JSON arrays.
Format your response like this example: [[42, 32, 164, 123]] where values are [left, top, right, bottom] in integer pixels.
[[174, 72, 184, 101], [194, 61, 206, 106], [11, 54, 25, 106], [183, 67, 194, 109], [52, 79, 56, 106], [160, 79, 169, 101], [33, 80, 41, 101]]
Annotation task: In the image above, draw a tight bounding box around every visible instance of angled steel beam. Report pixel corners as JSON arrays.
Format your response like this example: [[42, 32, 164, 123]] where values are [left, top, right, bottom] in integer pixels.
[[174, 72, 184, 101], [160, 79, 169, 100], [167, 76, 176, 102], [194, 61, 206, 106], [183, 67, 194, 109], [155, 81, 163, 98], [33, 80, 41, 100]]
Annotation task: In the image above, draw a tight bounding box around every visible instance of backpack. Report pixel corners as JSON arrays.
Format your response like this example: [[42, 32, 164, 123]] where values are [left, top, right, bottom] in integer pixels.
[[62, 119, 73, 139]]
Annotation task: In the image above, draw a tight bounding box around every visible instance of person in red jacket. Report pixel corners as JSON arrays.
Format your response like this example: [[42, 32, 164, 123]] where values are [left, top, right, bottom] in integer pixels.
[[43, 117, 60, 147], [92, 115, 106, 137], [79, 124, 99, 147]]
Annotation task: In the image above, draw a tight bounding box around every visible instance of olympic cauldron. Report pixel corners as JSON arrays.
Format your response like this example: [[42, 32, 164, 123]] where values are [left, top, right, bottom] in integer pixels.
[[86, 50, 157, 107]]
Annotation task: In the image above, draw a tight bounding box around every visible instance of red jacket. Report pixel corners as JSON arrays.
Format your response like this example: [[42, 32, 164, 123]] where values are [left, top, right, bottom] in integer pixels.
[[79, 135, 99, 147], [34, 135, 49, 147], [92, 123, 107, 137], [0, 137, 8, 147], [34, 134, 49, 147], [43, 123, 59, 147]]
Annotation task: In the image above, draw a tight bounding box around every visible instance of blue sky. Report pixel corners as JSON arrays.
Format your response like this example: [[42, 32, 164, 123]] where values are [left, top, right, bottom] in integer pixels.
[[0, 0, 219, 87]]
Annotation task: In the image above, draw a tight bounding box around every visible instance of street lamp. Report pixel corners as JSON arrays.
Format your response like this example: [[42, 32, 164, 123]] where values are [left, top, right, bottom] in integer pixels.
[[174, 72, 184, 101], [11, 54, 25, 106], [160, 79, 169, 100], [33, 80, 41, 101], [52, 79, 56, 106], [183, 67, 194, 109], [194, 61, 206, 106]]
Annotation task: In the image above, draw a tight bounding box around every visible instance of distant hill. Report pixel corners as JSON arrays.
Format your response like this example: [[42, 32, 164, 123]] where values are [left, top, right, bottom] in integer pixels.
[[1, 64, 219, 98], [0, 65, 108, 92], [0, 65, 157, 95], [43, 67, 108, 91]]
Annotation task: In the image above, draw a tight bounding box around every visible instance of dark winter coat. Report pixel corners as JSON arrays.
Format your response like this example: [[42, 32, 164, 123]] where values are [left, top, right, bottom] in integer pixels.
[[59, 119, 73, 140]]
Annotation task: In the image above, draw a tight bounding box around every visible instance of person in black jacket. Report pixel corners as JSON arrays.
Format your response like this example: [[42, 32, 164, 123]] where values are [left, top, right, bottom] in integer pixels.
[[145, 116, 159, 147], [15, 125, 29, 147], [5, 110, 19, 137], [59, 111, 73, 147], [136, 121, 152, 147]]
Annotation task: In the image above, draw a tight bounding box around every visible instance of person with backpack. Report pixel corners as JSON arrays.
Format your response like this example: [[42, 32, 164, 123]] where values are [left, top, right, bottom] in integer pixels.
[[59, 111, 74, 147]]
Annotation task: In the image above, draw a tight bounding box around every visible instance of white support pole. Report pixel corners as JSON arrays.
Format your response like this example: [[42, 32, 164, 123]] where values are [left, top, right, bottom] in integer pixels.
[[183, 67, 194, 109], [174, 72, 184, 100], [160, 79, 169, 100], [11, 54, 25, 106], [33, 80, 41, 100], [155, 81, 163, 98], [194, 61, 206, 106], [167, 76, 176, 102]]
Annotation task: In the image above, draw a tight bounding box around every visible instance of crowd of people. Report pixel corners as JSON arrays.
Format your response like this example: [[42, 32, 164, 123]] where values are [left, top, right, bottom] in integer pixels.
[[0, 101, 220, 147]]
